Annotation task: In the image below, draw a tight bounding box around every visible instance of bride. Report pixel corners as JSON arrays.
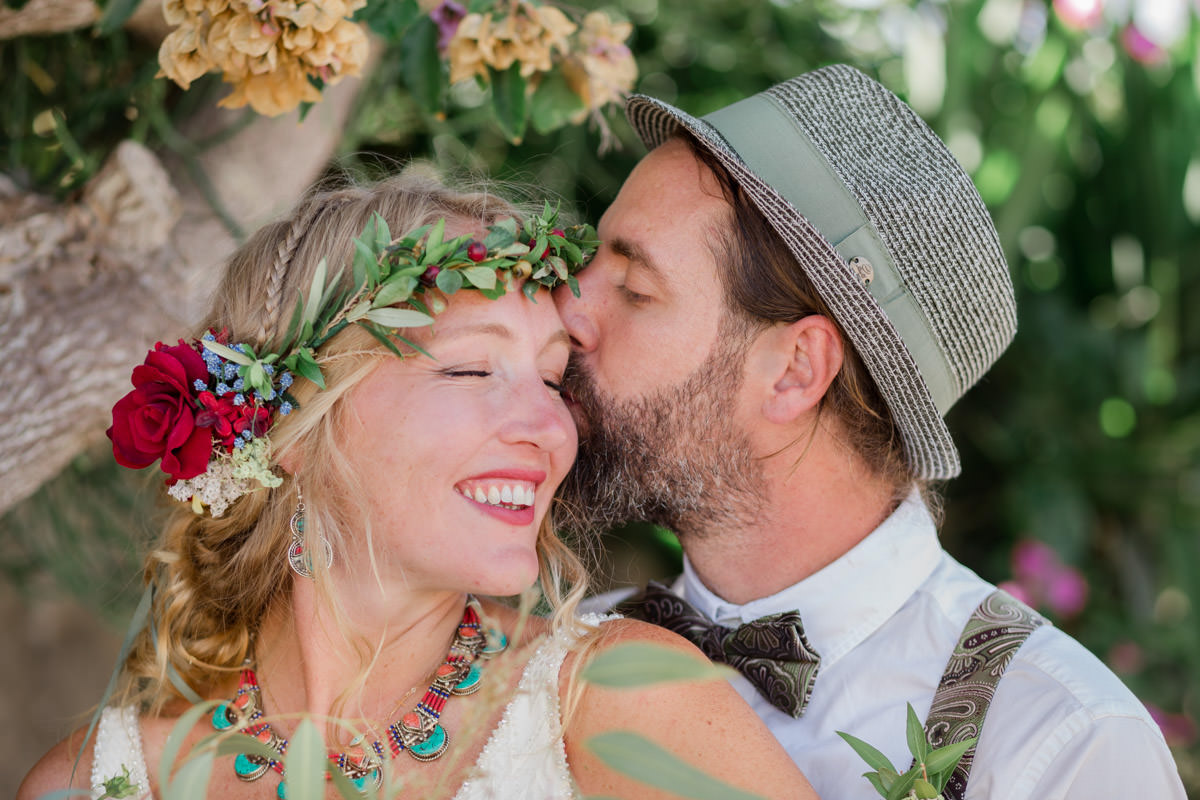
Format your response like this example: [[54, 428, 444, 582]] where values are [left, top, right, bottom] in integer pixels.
[[18, 170, 817, 800]]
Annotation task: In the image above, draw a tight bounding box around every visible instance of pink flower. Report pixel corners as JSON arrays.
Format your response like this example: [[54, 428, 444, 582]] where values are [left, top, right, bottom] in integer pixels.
[[1122, 25, 1166, 64], [1145, 703, 1198, 748], [1004, 539, 1090, 619]]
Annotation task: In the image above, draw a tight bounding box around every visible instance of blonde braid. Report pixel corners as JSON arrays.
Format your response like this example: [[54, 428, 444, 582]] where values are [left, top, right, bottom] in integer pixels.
[[258, 196, 356, 347]]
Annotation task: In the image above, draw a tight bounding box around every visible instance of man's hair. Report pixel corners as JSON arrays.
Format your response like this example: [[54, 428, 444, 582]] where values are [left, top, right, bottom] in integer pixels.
[[678, 132, 915, 495]]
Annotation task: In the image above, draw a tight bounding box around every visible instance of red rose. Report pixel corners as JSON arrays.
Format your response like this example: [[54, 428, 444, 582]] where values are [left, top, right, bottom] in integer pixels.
[[107, 340, 213, 481]]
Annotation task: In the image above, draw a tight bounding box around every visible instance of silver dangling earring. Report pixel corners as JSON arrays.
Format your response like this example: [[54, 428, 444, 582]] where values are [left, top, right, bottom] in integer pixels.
[[287, 484, 333, 578]]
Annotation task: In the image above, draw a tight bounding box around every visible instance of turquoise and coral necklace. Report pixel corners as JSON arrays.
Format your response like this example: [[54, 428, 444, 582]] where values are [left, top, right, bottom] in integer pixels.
[[211, 596, 507, 797]]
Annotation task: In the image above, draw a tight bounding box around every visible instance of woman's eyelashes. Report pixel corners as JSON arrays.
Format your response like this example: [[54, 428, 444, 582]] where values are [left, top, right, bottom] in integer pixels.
[[441, 367, 566, 398]]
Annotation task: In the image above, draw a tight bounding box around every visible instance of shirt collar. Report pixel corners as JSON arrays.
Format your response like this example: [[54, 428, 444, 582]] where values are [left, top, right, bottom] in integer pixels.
[[679, 487, 942, 667]]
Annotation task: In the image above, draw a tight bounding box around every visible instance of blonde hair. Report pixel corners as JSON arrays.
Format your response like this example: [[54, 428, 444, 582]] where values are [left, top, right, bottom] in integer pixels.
[[119, 167, 590, 712]]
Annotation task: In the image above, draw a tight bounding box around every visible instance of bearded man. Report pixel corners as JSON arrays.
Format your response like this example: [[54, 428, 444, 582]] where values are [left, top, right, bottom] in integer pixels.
[[554, 65, 1185, 799]]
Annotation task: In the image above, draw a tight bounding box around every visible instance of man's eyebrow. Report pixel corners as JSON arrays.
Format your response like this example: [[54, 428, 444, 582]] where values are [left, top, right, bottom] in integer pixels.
[[610, 236, 666, 283]]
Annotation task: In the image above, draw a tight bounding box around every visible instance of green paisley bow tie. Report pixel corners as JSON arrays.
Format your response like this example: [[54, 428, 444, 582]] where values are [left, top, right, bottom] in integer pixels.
[[619, 581, 821, 718]]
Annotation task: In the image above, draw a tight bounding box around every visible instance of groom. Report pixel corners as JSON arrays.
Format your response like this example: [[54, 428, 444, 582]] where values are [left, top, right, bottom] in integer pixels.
[[553, 65, 1185, 798]]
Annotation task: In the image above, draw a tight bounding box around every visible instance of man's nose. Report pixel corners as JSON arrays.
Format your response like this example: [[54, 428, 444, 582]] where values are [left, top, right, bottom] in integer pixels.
[[553, 270, 600, 353]]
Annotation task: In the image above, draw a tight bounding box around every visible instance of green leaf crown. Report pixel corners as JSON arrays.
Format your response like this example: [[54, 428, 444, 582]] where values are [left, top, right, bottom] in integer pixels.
[[203, 202, 599, 396]]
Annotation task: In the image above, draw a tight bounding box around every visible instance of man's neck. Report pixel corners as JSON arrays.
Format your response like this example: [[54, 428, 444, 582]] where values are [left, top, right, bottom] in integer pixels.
[[678, 440, 902, 605]]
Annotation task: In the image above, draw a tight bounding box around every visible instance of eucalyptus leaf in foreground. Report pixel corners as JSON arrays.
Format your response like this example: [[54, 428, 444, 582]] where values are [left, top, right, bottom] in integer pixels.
[[580, 642, 736, 688], [164, 749, 215, 800], [586, 731, 767, 800], [284, 717, 327, 800]]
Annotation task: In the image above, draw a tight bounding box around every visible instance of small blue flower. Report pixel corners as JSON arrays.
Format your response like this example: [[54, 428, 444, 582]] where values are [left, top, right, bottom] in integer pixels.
[[241, 429, 254, 440], [234, 343, 249, 354], [234, 437, 246, 449], [193, 379, 208, 392], [279, 402, 294, 416], [202, 332, 216, 341], [233, 378, 245, 391], [262, 388, 276, 401], [263, 363, 276, 377], [223, 362, 239, 380], [216, 383, 231, 395], [253, 390, 263, 402], [233, 394, 246, 406], [279, 372, 294, 389]]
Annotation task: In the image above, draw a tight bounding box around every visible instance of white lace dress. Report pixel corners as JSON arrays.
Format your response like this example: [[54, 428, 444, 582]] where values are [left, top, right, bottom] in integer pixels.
[[91, 620, 596, 800]]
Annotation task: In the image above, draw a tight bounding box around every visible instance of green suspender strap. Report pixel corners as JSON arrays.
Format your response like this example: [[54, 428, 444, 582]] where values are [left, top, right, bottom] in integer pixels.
[[919, 590, 1047, 800]]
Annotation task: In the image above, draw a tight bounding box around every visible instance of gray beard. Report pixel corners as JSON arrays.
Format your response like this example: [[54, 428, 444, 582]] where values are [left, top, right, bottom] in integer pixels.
[[558, 338, 765, 538]]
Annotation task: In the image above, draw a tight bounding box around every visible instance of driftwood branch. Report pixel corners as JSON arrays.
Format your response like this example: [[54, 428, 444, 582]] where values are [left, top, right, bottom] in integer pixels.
[[0, 71, 368, 514]]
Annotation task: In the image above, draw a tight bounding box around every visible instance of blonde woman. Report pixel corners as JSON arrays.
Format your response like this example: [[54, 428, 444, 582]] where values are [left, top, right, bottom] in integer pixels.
[[19, 171, 816, 800]]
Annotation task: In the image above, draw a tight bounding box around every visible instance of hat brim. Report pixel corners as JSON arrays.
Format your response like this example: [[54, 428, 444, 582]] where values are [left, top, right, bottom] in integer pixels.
[[625, 94, 960, 480]]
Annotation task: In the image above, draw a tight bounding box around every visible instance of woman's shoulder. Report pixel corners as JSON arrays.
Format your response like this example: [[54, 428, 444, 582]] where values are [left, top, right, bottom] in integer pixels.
[[18, 725, 96, 800]]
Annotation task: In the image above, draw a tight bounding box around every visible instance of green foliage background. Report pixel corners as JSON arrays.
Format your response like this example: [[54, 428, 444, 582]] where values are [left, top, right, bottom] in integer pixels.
[[2, 0, 1198, 793]]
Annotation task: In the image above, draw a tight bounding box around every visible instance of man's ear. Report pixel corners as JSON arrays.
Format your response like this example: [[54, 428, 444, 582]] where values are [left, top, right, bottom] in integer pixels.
[[760, 315, 843, 425]]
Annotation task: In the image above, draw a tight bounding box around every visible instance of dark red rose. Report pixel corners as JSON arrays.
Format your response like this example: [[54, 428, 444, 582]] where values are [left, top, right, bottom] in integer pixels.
[[107, 340, 213, 481]]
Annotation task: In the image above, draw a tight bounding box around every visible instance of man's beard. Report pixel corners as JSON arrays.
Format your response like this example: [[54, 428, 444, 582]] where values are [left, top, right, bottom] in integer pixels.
[[558, 335, 765, 538]]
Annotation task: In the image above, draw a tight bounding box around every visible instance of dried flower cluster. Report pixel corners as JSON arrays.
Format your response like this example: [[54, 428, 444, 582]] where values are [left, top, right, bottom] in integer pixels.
[[445, 1, 636, 115], [158, 0, 369, 117]]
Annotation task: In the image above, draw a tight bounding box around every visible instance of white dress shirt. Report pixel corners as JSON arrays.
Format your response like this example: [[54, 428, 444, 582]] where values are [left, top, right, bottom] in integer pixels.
[[613, 490, 1186, 799]]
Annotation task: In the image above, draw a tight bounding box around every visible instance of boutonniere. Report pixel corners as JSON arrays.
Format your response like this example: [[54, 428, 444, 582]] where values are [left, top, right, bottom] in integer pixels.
[[838, 704, 976, 800]]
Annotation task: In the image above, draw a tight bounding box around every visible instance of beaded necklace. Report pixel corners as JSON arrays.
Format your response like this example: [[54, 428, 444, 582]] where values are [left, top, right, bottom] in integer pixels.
[[211, 596, 508, 798]]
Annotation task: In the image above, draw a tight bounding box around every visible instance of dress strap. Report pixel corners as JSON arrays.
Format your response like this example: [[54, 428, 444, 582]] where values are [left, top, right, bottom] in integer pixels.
[[920, 589, 1047, 799], [91, 706, 152, 800]]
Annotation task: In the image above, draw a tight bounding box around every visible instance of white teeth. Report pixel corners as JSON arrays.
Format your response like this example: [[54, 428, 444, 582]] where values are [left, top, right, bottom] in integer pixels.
[[458, 483, 535, 508]]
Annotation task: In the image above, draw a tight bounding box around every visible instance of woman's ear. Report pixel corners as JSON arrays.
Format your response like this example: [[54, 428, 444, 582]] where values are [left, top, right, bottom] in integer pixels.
[[760, 315, 843, 425], [276, 445, 302, 476]]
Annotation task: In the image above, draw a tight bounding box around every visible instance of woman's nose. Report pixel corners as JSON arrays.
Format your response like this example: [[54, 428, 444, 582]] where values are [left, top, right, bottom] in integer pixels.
[[498, 376, 574, 453]]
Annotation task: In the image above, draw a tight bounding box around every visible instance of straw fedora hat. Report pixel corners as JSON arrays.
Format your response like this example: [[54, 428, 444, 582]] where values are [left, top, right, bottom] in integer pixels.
[[625, 64, 1015, 480]]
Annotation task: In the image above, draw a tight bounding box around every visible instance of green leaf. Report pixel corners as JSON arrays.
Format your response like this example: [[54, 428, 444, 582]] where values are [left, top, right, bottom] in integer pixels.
[[211, 732, 282, 762], [360, 321, 409, 360], [354, 238, 380, 285], [490, 65, 528, 144], [913, 778, 940, 799], [906, 703, 929, 765], [303, 257, 328, 326], [924, 737, 976, 778], [371, 212, 391, 252], [284, 717, 326, 800], [291, 348, 326, 390], [355, 0, 420, 37], [166, 749, 215, 800], [586, 731, 767, 800], [402, 15, 443, 115], [344, 298, 373, 322], [96, 0, 141, 34], [201, 340, 253, 366], [837, 731, 898, 775], [422, 218, 449, 264], [530, 69, 587, 134], [372, 274, 419, 308], [363, 307, 435, 328], [565, 273, 580, 298], [864, 772, 889, 798], [281, 296, 305, 352], [885, 766, 921, 800], [460, 266, 498, 290], [581, 642, 736, 688], [436, 268, 464, 294], [247, 361, 269, 393], [158, 701, 220, 796], [483, 224, 516, 249]]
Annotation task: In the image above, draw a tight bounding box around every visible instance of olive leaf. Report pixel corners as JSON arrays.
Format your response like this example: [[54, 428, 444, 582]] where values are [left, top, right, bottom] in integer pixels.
[[580, 642, 736, 688]]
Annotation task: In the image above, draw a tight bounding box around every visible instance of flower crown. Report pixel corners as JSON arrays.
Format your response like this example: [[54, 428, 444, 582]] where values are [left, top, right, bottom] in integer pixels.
[[107, 204, 598, 517]]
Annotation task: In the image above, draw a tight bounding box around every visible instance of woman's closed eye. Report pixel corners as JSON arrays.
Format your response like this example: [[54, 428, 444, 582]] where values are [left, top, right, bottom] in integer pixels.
[[443, 368, 565, 397]]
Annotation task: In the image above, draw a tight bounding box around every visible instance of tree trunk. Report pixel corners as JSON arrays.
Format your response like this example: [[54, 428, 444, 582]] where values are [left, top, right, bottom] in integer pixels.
[[0, 74, 367, 514]]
